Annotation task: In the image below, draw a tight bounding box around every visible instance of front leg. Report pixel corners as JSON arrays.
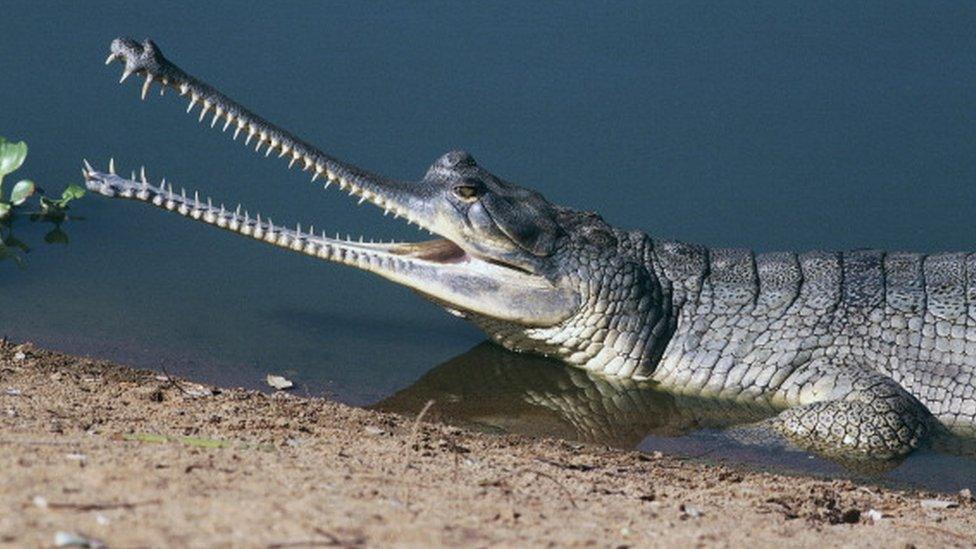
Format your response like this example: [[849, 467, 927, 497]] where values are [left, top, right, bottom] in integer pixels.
[[773, 360, 932, 460]]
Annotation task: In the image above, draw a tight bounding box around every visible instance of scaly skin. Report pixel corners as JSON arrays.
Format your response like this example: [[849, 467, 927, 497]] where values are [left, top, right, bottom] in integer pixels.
[[88, 37, 974, 463]]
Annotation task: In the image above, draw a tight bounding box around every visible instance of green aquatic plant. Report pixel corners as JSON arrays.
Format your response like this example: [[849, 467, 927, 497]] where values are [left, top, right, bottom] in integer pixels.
[[0, 136, 86, 219], [0, 136, 87, 267], [0, 137, 34, 219]]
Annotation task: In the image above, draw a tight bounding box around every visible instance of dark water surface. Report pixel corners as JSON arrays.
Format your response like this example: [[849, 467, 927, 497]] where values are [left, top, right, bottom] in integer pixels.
[[2, 2, 975, 491]]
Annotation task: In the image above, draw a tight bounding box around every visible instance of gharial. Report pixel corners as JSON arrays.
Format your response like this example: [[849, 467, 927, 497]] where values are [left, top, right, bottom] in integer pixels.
[[86, 37, 975, 462]]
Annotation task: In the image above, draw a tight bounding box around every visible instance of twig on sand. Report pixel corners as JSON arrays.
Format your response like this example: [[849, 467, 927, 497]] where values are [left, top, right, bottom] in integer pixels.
[[481, 467, 578, 509], [895, 522, 974, 544], [159, 364, 188, 396], [44, 499, 161, 512], [266, 526, 365, 548], [399, 399, 436, 507]]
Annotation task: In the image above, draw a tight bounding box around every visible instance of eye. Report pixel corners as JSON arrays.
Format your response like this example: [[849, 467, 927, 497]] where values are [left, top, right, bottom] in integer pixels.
[[452, 183, 481, 201]]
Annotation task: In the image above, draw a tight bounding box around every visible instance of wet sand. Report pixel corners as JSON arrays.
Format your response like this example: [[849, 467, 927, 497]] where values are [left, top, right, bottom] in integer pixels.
[[1, 341, 974, 547]]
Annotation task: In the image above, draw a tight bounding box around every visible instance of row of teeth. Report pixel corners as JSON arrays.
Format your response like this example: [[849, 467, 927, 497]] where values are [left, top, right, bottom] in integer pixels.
[[82, 160, 415, 260], [105, 52, 428, 231]]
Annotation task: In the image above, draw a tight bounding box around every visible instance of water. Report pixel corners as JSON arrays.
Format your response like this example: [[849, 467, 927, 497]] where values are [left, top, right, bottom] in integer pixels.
[[2, 2, 975, 491]]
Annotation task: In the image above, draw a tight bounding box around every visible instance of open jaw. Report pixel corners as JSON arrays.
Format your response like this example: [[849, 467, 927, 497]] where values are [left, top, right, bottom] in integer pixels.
[[88, 38, 578, 326]]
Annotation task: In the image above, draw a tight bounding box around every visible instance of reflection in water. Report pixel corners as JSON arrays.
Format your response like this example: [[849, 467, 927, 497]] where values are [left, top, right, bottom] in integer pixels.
[[376, 342, 776, 447], [0, 214, 76, 267], [376, 342, 976, 490]]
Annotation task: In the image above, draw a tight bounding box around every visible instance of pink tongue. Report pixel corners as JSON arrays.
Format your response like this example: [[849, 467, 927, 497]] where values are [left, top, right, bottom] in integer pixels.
[[395, 239, 467, 263]]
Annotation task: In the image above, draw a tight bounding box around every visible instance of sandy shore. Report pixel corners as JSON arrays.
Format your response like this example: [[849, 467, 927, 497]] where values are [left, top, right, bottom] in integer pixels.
[[1, 341, 974, 547]]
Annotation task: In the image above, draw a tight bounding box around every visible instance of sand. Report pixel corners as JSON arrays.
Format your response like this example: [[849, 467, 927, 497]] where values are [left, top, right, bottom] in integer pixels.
[[1, 340, 974, 548]]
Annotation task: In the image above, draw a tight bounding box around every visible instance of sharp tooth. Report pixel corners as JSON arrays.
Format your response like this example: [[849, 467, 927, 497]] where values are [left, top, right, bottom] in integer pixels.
[[303, 156, 313, 171], [187, 94, 199, 113], [179, 83, 190, 96], [245, 127, 257, 145], [140, 166, 148, 183], [199, 100, 212, 122], [119, 69, 133, 83], [141, 74, 154, 100], [311, 171, 321, 182], [233, 125, 243, 140], [109, 158, 116, 175], [324, 181, 332, 190], [279, 144, 290, 158], [358, 196, 367, 205], [383, 208, 390, 216], [82, 159, 94, 176], [223, 115, 233, 132], [235, 204, 242, 215], [255, 139, 264, 152], [130, 170, 136, 180], [194, 191, 200, 204], [211, 107, 223, 127], [181, 188, 187, 200], [105, 53, 118, 65]]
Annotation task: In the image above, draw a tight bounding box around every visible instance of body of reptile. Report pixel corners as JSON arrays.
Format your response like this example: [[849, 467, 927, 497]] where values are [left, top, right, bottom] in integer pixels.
[[86, 37, 974, 461]]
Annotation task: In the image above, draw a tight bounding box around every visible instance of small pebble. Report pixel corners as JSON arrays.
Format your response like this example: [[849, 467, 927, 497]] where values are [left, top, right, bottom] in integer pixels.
[[865, 509, 884, 522], [54, 531, 105, 549], [4, 388, 21, 396], [920, 498, 958, 510], [266, 375, 294, 391], [363, 426, 386, 436], [679, 504, 703, 519], [13, 351, 26, 361]]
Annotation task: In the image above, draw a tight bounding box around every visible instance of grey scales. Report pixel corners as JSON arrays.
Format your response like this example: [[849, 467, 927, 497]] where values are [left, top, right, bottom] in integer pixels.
[[86, 37, 974, 463]]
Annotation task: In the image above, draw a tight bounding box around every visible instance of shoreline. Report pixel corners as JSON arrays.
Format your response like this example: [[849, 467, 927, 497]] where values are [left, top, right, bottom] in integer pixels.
[[2, 340, 975, 547]]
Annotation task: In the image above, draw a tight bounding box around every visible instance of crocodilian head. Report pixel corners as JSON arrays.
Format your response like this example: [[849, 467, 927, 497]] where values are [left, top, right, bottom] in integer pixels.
[[89, 38, 667, 377]]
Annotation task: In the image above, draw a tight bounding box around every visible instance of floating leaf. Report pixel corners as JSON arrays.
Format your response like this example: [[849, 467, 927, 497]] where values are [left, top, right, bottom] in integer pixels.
[[61, 184, 86, 203], [10, 179, 35, 206], [0, 138, 27, 180]]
